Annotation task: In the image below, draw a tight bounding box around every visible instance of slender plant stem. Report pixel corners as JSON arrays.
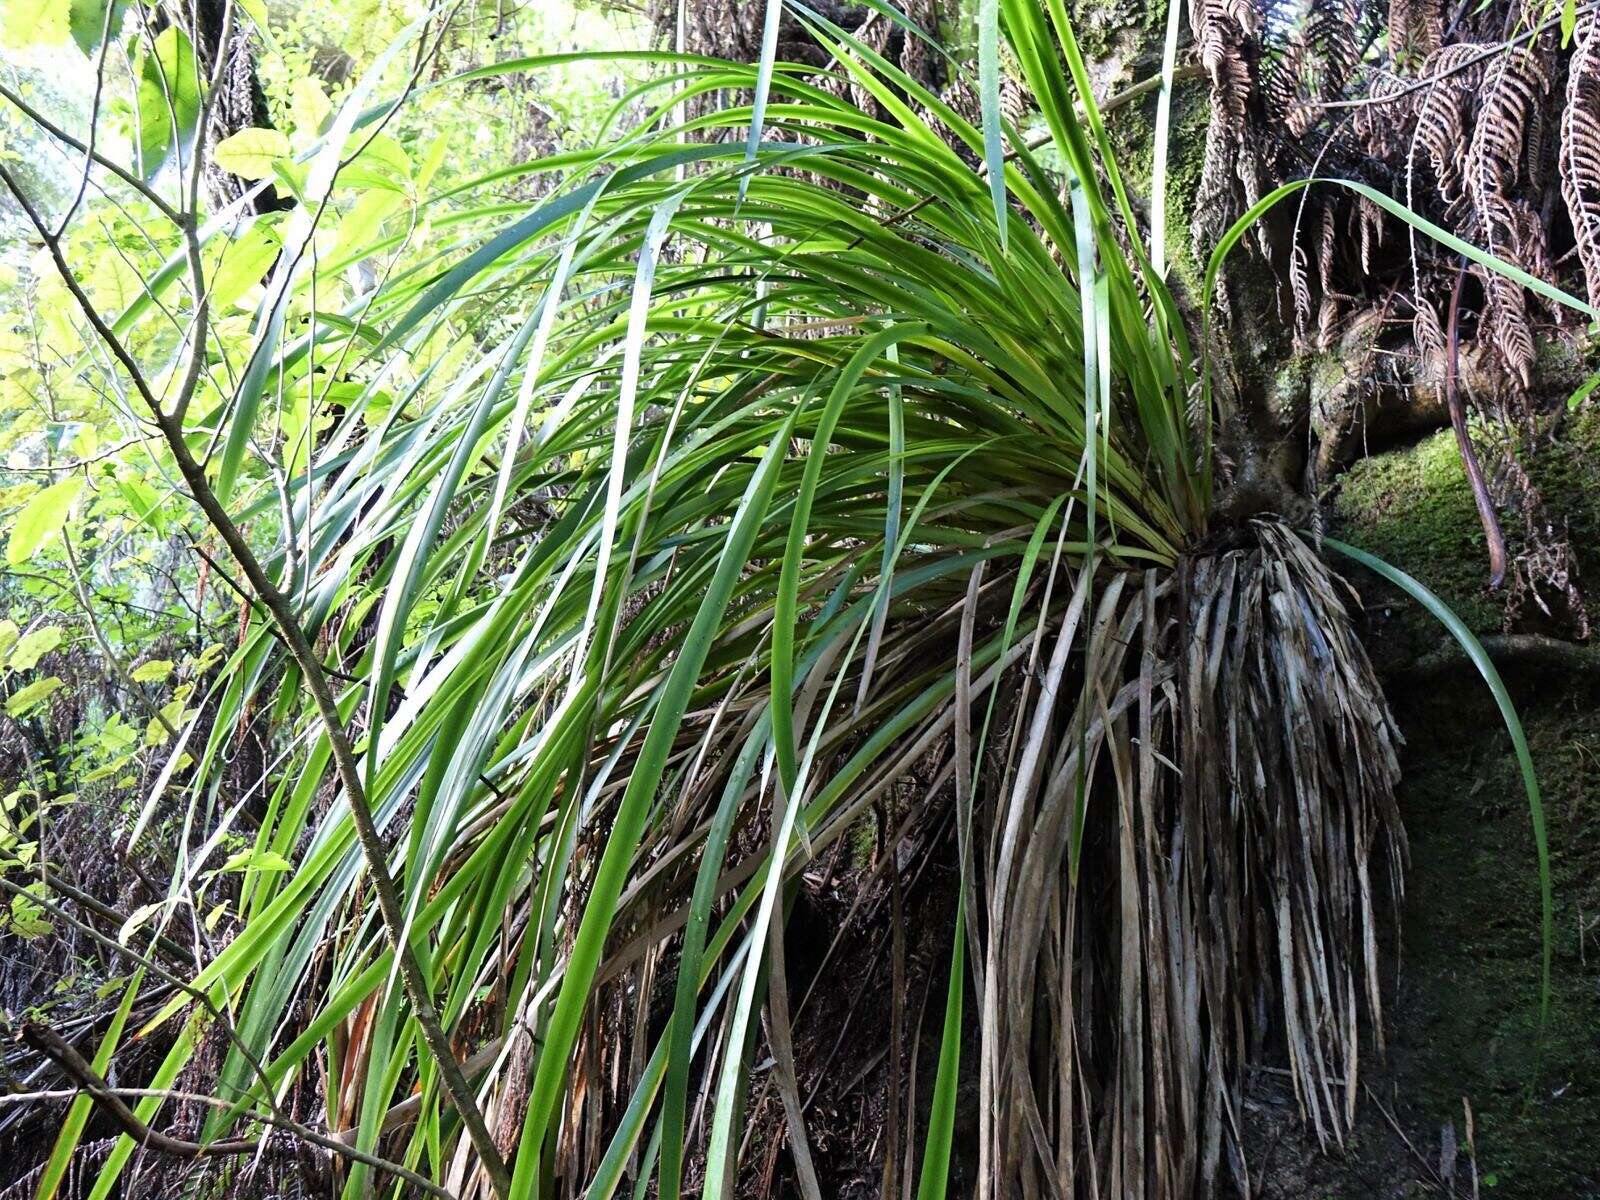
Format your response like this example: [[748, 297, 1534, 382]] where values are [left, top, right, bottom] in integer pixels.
[[19, 1024, 456, 1199], [0, 83, 186, 227], [61, 532, 179, 741], [1444, 261, 1508, 588]]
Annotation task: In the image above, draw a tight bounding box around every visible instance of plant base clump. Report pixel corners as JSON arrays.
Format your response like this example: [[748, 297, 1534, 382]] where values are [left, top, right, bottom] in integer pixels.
[[975, 522, 1404, 1197]]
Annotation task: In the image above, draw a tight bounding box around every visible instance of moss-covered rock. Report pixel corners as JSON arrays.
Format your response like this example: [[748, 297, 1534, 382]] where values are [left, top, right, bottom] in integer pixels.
[[1332, 406, 1600, 654], [1529, 403, 1600, 563], [1236, 669, 1600, 1200], [1334, 426, 1505, 637]]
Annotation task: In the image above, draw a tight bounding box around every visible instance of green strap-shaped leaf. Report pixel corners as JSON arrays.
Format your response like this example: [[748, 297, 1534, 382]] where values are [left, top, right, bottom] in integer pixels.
[[658, 732, 764, 1200], [914, 904, 964, 1200], [35, 969, 143, 1200], [741, 0, 785, 204], [1150, 0, 1183, 275], [508, 414, 799, 1199], [772, 324, 924, 794], [979, 0, 1007, 248]]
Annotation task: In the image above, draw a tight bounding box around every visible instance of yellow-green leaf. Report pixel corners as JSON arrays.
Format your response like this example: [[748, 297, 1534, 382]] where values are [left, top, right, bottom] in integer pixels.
[[219, 848, 292, 873], [211, 219, 282, 308], [2, 0, 69, 49], [130, 659, 173, 684], [117, 900, 163, 945], [135, 27, 200, 176], [191, 643, 227, 672], [6, 676, 64, 717], [9, 625, 63, 671], [213, 127, 292, 180], [338, 132, 411, 192], [8, 890, 51, 938], [7, 477, 82, 564], [289, 77, 331, 135], [331, 189, 404, 264]]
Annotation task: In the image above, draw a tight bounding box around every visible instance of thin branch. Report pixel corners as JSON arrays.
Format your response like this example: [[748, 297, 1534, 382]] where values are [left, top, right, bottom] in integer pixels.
[[0, 870, 278, 1108], [53, 0, 119, 237], [62, 531, 179, 741], [1444, 261, 1508, 588], [16, 1025, 455, 1199], [21, 1022, 255, 1157], [0, 83, 185, 227], [187, 0, 236, 217], [23, 865, 192, 966], [1316, 4, 1598, 110], [183, 542, 362, 683], [0, 163, 168, 417]]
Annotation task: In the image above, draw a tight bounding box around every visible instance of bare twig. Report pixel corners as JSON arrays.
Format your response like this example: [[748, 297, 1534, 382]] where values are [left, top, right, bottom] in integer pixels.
[[1365, 1083, 1447, 1190], [1444, 261, 1509, 589], [21, 1023, 256, 1157], [52, 0, 119, 237], [0, 84, 185, 227], [61, 531, 179, 741], [14, 1027, 454, 1199]]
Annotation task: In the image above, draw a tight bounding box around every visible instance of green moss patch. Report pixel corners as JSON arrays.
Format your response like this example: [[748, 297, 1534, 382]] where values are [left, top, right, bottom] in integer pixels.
[[1334, 427, 1504, 639], [1333, 407, 1600, 652]]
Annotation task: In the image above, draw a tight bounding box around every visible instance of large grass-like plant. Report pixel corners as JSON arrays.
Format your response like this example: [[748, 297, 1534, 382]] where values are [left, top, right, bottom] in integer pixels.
[[0, 2, 1560, 1198]]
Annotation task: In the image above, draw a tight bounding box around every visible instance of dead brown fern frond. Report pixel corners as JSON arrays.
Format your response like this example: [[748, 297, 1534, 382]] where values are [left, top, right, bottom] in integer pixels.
[[1388, 0, 1443, 66], [1562, 14, 1600, 307], [1466, 48, 1550, 386], [1192, 0, 1258, 253]]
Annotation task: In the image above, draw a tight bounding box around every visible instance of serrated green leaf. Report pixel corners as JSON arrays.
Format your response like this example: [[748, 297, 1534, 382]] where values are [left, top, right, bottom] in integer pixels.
[[8, 889, 52, 938]]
